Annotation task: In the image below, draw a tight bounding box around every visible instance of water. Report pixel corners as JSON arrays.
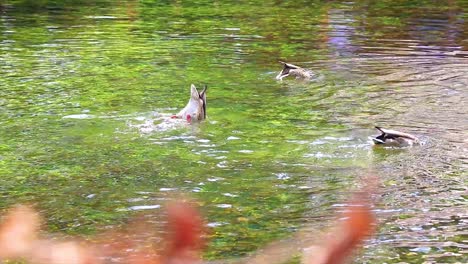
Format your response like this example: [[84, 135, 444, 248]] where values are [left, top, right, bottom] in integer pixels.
[[0, 1, 467, 263]]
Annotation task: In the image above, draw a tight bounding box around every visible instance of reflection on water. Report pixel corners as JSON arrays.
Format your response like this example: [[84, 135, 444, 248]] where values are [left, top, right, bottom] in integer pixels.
[[0, 1, 467, 263]]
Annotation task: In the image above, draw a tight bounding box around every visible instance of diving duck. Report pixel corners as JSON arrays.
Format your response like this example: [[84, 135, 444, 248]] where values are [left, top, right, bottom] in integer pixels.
[[173, 84, 207, 123], [276, 61, 315, 81], [372, 126, 420, 146]]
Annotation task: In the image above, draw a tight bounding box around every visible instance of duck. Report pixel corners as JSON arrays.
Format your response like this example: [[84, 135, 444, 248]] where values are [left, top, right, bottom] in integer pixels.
[[275, 61, 315, 81], [371, 126, 420, 146], [173, 84, 207, 123]]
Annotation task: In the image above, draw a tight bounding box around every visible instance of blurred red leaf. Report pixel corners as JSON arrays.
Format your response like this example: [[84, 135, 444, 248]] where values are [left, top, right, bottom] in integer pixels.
[[0, 205, 40, 259], [304, 197, 375, 264], [0, 188, 376, 264], [162, 201, 205, 264]]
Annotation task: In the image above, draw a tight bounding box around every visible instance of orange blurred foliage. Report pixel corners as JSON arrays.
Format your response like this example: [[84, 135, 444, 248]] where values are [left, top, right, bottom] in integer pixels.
[[0, 190, 375, 264]]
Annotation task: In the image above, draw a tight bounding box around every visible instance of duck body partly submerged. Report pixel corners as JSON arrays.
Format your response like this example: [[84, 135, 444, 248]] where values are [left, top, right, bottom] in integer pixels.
[[372, 126, 420, 147], [276, 61, 315, 81], [131, 84, 208, 133], [175, 84, 207, 122]]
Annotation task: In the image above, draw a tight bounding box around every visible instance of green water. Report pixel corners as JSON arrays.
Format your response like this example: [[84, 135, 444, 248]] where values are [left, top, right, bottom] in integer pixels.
[[1, 0, 467, 263]]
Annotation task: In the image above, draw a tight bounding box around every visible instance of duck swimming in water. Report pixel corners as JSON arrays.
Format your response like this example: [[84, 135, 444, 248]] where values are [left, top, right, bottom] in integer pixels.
[[276, 61, 315, 81], [173, 84, 207, 123], [372, 126, 420, 147]]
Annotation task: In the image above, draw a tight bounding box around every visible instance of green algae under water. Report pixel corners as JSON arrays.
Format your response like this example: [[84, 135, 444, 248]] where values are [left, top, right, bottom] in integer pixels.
[[0, 1, 467, 263]]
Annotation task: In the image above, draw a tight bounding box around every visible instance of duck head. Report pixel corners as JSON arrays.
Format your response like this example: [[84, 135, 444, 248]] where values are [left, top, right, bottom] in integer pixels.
[[176, 84, 207, 122]]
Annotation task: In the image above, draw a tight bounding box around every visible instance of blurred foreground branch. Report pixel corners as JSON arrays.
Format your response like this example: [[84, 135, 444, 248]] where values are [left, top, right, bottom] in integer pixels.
[[0, 179, 376, 264]]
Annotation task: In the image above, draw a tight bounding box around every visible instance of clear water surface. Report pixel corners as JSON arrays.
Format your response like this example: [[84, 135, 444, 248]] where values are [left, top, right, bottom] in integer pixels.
[[0, 1, 467, 263]]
